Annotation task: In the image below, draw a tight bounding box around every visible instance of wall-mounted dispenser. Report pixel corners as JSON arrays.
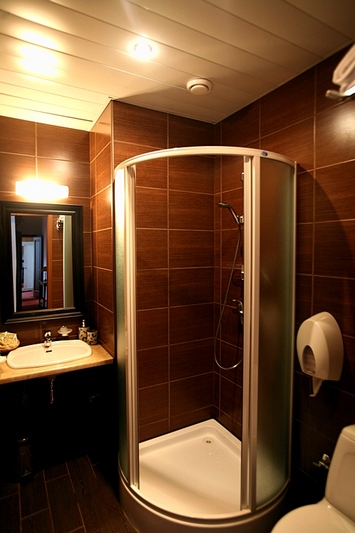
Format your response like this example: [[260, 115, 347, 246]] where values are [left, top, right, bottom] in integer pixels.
[[297, 312, 343, 397]]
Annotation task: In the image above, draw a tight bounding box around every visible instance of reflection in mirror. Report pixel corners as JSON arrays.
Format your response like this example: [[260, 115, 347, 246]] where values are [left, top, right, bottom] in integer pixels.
[[0, 202, 85, 324]]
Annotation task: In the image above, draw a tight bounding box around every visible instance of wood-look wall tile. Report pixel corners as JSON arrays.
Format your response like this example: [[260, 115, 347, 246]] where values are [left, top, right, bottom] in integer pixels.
[[1, 494, 20, 533], [168, 115, 214, 147], [219, 377, 242, 422], [91, 102, 112, 156], [95, 229, 112, 270], [296, 223, 313, 274], [136, 188, 167, 229], [297, 171, 314, 224], [169, 268, 214, 307], [315, 161, 355, 222], [217, 411, 241, 440], [0, 154, 36, 191], [170, 406, 214, 432], [37, 159, 90, 198], [170, 374, 214, 417], [138, 346, 168, 388], [221, 155, 244, 193], [169, 230, 214, 268], [139, 419, 170, 442], [114, 142, 168, 189], [313, 277, 355, 337], [221, 229, 241, 268], [137, 269, 168, 310], [316, 104, 355, 168], [262, 117, 314, 171], [169, 157, 214, 194], [219, 189, 243, 229], [97, 305, 114, 354], [96, 187, 112, 231], [137, 229, 168, 269], [295, 274, 312, 324], [169, 191, 214, 230], [0, 116, 35, 155], [170, 339, 213, 381], [113, 102, 167, 149], [170, 304, 214, 345], [137, 308, 168, 350], [218, 342, 243, 385], [221, 102, 260, 146], [37, 124, 89, 162], [261, 69, 315, 137], [96, 144, 112, 193], [314, 221, 355, 278], [341, 336, 355, 395], [97, 268, 113, 312], [220, 266, 243, 306], [139, 384, 169, 425], [220, 305, 240, 347]]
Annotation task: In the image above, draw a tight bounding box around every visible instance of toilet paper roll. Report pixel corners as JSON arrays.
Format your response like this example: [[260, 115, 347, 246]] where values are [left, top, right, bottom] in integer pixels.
[[297, 312, 343, 396]]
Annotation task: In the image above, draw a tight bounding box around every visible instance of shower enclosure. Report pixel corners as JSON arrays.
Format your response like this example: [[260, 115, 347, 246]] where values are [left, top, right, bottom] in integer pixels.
[[114, 147, 296, 532]]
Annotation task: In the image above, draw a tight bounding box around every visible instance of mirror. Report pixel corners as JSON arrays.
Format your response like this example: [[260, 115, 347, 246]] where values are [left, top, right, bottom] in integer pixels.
[[0, 201, 85, 324]]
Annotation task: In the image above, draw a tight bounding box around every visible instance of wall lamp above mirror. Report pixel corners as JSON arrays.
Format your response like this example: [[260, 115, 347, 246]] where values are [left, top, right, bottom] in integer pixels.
[[0, 201, 85, 325], [16, 179, 69, 201]]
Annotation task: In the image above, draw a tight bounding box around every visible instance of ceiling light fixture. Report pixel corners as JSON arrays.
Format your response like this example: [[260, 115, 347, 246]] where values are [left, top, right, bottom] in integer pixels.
[[187, 78, 213, 95], [132, 38, 154, 60], [16, 179, 69, 201]]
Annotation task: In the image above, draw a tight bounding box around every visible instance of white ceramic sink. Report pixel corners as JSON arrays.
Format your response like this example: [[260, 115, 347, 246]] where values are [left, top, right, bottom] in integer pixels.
[[7, 339, 92, 369]]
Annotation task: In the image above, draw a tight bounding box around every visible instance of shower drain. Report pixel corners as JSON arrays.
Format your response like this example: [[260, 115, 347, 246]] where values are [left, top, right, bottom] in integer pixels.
[[203, 437, 214, 444]]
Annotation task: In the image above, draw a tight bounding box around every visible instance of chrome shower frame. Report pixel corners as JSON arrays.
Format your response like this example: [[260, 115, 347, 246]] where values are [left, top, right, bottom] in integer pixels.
[[114, 146, 296, 532]]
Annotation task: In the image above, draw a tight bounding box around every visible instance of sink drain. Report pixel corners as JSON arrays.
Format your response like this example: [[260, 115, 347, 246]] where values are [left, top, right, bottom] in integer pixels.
[[203, 437, 214, 444]]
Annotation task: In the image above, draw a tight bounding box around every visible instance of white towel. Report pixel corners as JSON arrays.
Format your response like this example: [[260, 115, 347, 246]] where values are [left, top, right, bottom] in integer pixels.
[[333, 44, 355, 95]]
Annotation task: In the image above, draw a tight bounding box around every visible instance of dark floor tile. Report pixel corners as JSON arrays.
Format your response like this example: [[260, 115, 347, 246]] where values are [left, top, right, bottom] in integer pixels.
[[22, 509, 54, 533], [46, 475, 83, 533], [0, 493, 20, 533], [80, 467, 136, 533], [67, 456, 97, 500], [44, 462, 68, 481], [20, 471, 48, 518]]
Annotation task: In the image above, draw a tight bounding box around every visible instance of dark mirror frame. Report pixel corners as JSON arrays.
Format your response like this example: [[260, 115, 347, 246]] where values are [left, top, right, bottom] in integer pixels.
[[0, 201, 85, 325]]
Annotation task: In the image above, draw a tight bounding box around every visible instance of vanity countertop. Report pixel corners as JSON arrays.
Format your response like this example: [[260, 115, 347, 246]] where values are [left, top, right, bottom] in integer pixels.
[[0, 343, 113, 384]]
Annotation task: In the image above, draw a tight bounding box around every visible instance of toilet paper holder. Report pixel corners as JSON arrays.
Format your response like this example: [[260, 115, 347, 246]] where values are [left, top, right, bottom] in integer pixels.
[[296, 312, 343, 397]]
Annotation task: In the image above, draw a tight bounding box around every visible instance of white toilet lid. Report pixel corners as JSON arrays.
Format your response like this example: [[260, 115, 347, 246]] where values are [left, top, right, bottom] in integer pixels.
[[272, 500, 355, 533]]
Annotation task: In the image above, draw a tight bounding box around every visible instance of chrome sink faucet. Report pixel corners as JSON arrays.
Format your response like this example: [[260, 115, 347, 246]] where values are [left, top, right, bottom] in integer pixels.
[[43, 330, 52, 349]]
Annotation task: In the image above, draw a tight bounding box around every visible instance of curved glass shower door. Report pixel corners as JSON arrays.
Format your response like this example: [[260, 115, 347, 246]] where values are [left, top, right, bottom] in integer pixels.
[[114, 147, 295, 527]]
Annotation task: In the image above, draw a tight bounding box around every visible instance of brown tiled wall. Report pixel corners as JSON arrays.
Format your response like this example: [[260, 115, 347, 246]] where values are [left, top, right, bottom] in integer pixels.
[[217, 47, 355, 504], [0, 117, 91, 343], [90, 104, 114, 355], [113, 102, 219, 441]]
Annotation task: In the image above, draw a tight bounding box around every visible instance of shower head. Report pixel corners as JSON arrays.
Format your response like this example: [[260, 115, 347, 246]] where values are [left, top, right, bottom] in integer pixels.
[[218, 202, 241, 225]]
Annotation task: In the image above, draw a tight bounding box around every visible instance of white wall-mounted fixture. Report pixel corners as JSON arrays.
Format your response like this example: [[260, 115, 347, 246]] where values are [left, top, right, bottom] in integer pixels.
[[326, 44, 355, 101], [297, 312, 343, 397], [16, 179, 69, 201], [186, 78, 213, 95]]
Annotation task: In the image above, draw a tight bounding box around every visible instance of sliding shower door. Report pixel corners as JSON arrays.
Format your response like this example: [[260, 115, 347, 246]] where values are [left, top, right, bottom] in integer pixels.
[[242, 155, 295, 510]]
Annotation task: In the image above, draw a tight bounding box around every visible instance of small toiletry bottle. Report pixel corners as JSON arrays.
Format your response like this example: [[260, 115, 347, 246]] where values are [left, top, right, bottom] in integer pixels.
[[78, 319, 89, 342]]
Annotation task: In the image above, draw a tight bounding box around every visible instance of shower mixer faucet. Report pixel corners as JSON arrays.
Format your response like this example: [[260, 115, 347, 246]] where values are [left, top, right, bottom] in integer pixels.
[[233, 298, 244, 325]]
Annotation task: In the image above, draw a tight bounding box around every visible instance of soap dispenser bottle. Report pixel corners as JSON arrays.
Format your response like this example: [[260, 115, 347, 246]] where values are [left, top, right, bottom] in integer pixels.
[[78, 319, 89, 342]]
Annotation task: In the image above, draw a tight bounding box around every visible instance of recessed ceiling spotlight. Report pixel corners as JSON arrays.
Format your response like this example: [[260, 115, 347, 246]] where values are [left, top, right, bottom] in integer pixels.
[[186, 78, 213, 95], [132, 38, 154, 60]]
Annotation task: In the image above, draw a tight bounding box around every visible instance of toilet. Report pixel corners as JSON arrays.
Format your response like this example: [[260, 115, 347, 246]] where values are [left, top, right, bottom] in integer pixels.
[[272, 425, 355, 533]]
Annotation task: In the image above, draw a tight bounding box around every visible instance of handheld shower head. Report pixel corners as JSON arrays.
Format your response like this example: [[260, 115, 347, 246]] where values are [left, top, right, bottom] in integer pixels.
[[218, 202, 241, 225]]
